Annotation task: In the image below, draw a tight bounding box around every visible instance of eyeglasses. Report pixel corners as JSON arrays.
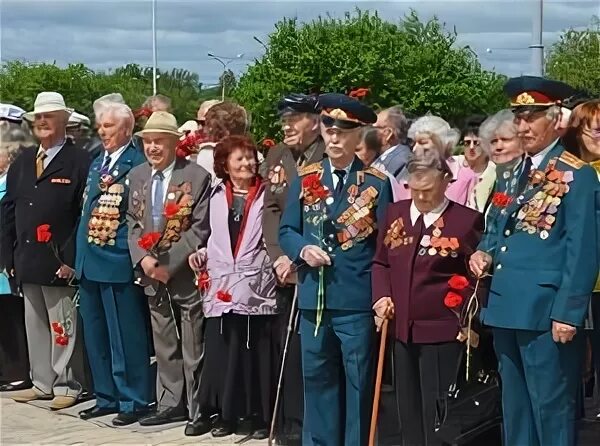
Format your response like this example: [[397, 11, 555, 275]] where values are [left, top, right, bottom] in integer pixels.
[[461, 139, 481, 147]]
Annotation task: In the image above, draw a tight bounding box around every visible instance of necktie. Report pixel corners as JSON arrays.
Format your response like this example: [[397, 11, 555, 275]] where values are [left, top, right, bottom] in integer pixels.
[[36, 150, 47, 178], [517, 156, 533, 193], [333, 169, 346, 201], [152, 171, 164, 230], [100, 155, 111, 175], [296, 153, 306, 169]]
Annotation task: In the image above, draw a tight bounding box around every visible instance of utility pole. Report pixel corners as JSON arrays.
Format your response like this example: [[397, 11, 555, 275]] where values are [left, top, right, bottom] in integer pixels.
[[152, 0, 158, 95], [530, 0, 544, 76]]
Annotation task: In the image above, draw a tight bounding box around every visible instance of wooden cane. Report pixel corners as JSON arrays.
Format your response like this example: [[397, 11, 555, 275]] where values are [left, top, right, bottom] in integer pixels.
[[369, 318, 389, 446]]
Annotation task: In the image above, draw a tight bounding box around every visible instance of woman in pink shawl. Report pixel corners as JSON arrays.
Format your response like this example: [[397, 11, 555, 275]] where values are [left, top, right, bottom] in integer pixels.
[[394, 115, 477, 204]]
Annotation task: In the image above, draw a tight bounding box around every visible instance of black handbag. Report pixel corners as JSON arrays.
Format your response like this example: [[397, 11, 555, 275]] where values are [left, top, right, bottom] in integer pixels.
[[434, 348, 502, 445]]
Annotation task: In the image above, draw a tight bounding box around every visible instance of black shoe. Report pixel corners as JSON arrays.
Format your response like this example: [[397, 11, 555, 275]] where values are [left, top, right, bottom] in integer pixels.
[[185, 417, 213, 436], [0, 380, 33, 392], [77, 391, 95, 403], [139, 407, 187, 426], [211, 423, 234, 438], [79, 406, 118, 420], [112, 409, 151, 427], [235, 416, 254, 436]]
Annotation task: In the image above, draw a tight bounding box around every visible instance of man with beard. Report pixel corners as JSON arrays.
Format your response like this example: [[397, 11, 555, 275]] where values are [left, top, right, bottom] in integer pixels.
[[262, 93, 325, 444]]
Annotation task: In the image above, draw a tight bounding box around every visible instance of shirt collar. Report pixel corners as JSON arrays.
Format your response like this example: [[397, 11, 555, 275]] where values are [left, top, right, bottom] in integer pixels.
[[530, 138, 559, 169], [39, 138, 66, 155], [103, 141, 130, 164], [152, 159, 176, 178], [379, 144, 399, 161], [329, 158, 353, 176], [410, 198, 450, 228]]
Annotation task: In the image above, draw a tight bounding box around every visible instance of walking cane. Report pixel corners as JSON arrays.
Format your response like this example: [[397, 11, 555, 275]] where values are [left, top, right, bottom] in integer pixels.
[[268, 286, 299, 446], [369, 318, 389, 446]]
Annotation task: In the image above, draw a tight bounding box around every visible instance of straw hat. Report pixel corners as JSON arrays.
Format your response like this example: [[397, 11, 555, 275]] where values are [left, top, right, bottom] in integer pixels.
[[135, 111, 182, 137], [23, 92, 73, 121]]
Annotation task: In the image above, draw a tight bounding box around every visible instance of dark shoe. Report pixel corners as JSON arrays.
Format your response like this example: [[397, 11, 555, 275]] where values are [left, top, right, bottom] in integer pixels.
[[77, 391, 95, 403], [0, 380, 32, 392], [252, 428, 269, 440], [184, 417, 213, 436], [112, 409, 151, 427], [211, 423, 235, 438], [139, 407, 187, 426], [235, 416, 253, 436], [79, 406, 118, 420]]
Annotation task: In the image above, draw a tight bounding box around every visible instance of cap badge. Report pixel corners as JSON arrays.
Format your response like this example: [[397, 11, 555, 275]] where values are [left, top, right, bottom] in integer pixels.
[[515, 92, 535, 105]]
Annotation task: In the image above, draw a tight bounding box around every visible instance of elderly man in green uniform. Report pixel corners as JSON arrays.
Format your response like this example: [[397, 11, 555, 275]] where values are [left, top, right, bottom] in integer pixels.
[[263, 93, 325, 443], [279, 93, 393, 446], [470, 76, 599, 446]]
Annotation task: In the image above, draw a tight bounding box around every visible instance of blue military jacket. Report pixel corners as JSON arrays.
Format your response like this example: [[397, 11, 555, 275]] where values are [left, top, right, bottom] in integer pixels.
[[279, 157, 393, 311], [480, 141, 599, 330], [75, 142, 147, 283]]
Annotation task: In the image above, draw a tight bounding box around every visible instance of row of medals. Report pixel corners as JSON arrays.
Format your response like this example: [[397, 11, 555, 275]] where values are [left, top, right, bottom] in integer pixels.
[[88, 183, 125, 246], [515, 164, 571, 240], [336, 186, 378, 251], [385, 218, 459, 258]]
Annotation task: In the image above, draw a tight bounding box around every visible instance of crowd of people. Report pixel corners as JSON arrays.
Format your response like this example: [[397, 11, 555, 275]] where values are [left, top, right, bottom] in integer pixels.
[[0, 74, 599, 446]]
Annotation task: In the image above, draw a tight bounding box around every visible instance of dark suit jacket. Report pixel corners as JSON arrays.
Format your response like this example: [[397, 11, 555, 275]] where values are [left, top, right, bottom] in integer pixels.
[[372, 200, 483, 343], [262, 138, 325, 261], [127, 157, 211, 298], [75, 142, 147, 283], [0, 140, 91, 285]]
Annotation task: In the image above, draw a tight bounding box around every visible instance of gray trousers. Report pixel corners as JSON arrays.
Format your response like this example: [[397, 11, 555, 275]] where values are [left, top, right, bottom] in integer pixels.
[[148, 286, 204, 421], [21, 284, 83, 397]]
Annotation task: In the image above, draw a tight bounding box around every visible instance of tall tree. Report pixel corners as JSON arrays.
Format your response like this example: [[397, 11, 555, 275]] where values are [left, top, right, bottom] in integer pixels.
[[545, 16, 600, 96], [233, 9, 507, 139]]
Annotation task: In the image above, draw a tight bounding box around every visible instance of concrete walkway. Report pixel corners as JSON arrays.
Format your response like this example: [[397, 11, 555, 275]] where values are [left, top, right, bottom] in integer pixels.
[[0, 397, 268, 445]]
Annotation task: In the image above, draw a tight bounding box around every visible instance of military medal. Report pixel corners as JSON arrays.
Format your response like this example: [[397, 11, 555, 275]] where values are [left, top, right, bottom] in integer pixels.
[[347, 184, 359, 204]]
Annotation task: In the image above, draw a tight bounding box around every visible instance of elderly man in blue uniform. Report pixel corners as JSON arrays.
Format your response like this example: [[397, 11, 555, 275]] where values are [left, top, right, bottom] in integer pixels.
[[470, 76, 599, 446], [279, 93, 393, 446], [74, 99, 153, 425]]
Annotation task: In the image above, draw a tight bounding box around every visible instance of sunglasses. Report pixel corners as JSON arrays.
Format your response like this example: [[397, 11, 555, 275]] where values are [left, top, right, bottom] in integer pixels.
[[461, 139, 481, 147]]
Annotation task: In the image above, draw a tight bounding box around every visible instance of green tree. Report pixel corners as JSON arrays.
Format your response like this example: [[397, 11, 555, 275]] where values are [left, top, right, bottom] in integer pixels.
[[219, 69, 237, 99], [546, 16, 600, 96], [233, 9, 507, 139]]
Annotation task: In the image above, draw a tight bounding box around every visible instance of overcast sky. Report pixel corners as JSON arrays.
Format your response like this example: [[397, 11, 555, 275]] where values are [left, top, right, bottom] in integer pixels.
[[1, 0, 599, 86]]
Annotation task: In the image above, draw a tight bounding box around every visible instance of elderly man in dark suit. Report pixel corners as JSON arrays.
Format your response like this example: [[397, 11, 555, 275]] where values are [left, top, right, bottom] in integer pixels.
[[262, 93, 325, 442], [0, 92, 90, 410], [371, 105, 412, 181], [127, 111, 211, 436]]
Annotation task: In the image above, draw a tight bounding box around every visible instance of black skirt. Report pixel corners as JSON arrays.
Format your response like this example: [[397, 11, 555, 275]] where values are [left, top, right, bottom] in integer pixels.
[[199, 313, 279, 426]]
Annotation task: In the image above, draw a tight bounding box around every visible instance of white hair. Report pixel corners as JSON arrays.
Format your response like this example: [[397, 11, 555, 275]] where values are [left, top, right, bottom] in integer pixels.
[[407, 115, 460, 154], [478, 109, 517, 154], [94, 101, 134, 136]]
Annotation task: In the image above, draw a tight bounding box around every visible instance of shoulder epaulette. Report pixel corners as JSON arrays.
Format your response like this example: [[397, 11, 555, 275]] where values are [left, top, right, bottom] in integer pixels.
[[559, 151, 585, 170], [363, 166, 387, 180], [298, 162, 323, 176]]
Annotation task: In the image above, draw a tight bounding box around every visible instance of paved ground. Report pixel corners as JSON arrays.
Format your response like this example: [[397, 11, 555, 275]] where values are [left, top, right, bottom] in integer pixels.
[[0, 396, 268, 446]]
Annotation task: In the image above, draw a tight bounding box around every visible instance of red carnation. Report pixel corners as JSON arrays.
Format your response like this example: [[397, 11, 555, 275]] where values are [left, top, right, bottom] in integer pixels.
[[164, 203, 181, 219], [51, 322, 64, 335], [349, 87, 370, 99], [448, 275, 469, 291], [444, 291, 464, 309], [134, 107, 153, 119], [138, 232, 161, 251], [216, 289, 232, 303], [55, 335, 69, 346], [262, 138, 276, 148], [197, 271, 210, 293], [176, 131, 207, 158], [36, 224, 52, 243], [492, 192, 512, 208], [302, 174, 321, 190]]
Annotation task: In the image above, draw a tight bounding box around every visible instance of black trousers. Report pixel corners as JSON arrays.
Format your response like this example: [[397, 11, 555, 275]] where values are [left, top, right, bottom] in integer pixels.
[[0, 295, 30, 383], [394, 340, 463, 446]]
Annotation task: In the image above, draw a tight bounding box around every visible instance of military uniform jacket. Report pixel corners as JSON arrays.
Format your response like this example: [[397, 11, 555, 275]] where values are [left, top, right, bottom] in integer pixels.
[[279, 157, 393, 311], [263, 138, 325, 261], [480, 142, 599, 330], [75, 143, 146, 283], [0, 141, 91, 285]]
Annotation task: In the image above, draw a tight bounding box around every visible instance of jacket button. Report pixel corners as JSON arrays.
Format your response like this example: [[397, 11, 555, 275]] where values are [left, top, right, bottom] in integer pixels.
[[29, 202, 33, 206], [25, 240, 30, 244], [504, 230, 510, 236], [496, 264, 502, 270], [500, 246, 507, 252]]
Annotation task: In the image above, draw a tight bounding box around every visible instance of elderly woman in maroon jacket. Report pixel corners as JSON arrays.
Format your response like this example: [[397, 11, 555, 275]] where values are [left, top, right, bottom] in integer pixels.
[[188, 135, 278, 439], [372, 148, 484, 446]]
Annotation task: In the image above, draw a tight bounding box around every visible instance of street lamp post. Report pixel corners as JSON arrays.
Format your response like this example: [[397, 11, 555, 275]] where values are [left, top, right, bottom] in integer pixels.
[[253, 36, 268, 51], [152, 0, 158, 95], [530, 0, 544, 76], [207, 53, 244, 101]]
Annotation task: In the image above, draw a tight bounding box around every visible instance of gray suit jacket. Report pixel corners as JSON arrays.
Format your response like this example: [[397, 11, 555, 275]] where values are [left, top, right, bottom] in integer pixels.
[[127, 158, 211, 297], [373, 144, 412, 182]]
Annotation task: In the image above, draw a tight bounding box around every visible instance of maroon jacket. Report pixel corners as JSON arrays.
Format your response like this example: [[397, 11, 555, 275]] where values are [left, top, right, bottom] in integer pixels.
[[372, 200, 484, 343]]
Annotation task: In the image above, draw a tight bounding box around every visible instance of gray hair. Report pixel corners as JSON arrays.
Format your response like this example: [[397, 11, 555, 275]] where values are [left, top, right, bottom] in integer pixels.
[[94, 101, 135, 136], [143, 94, 171, 111], [382, 105, 409, 143], [407, 115, 460, 155], [0, 120, 35, 147], [407, 146, 452, 178], [478, 109, 517, 154]]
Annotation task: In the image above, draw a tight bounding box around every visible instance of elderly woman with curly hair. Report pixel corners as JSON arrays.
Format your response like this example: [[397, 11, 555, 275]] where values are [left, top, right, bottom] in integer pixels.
[[395, 115, 478, 205], [188, 135, 278, 439]]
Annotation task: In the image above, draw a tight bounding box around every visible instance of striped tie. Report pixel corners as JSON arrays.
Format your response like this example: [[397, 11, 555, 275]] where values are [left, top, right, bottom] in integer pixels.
[[36, 150, 47, 178]]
